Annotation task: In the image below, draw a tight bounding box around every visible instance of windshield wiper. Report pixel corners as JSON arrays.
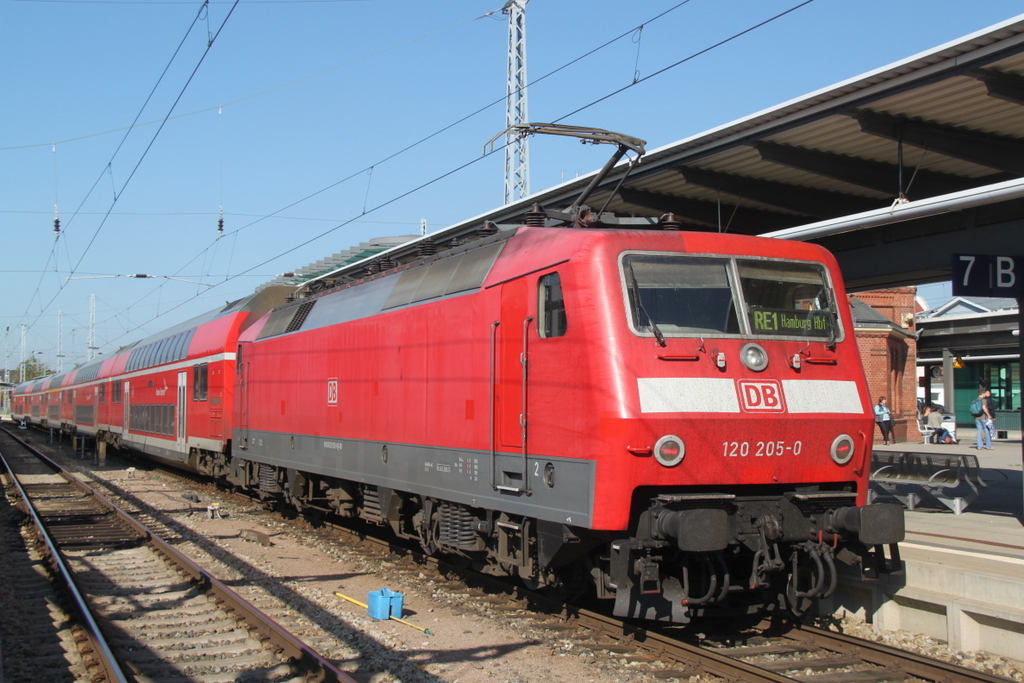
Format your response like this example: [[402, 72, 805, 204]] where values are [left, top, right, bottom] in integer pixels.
[[628, 264, 666, 347]]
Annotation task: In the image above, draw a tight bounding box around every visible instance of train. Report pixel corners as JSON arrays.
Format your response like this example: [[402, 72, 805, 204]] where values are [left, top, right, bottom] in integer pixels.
[[12, 209, 904, 623]]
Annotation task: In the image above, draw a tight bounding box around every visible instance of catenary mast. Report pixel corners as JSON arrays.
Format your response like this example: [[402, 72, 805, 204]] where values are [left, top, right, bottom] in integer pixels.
[[503, 0, 529, 204]]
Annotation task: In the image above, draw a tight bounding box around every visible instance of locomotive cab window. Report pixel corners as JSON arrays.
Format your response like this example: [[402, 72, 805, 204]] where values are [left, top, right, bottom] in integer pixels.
[[620, 253, 840, 340], [622, 254, 738, 336], [736, 260, 840, 340], [538, 272, 567, 338]]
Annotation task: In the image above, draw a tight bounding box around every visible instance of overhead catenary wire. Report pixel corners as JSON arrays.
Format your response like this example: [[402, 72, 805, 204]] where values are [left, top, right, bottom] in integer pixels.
[[69, 0, 242, 274], [0, 9, 494, 153], [218, 105, 225, 235], [12, 0, 375, 4], [52, 143, 60, 235], [554, 0, 815, 123], [11, 3, 528, 343], [96, 1, 815, 348], [1, 209, 439, 224], [13, 0, 222, 332], [19, 0, 241, 338], [153, 0, 700, 247], [34, 0, 814, 354], [87, 3, 705, 342]]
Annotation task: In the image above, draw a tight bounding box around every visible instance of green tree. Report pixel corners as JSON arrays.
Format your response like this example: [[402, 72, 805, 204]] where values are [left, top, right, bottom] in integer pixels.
[[9, 356, 53, 384]]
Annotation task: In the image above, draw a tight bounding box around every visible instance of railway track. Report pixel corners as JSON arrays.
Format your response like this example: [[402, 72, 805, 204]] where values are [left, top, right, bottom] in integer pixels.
[[571, 613, 1020, 683], [0, 426, 355, 683], [8, 424, 1020, 683]]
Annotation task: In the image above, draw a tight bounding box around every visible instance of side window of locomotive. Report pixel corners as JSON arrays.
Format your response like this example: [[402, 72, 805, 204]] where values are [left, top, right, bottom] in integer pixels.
[[737, 260, 839, 340], [622, 254, 739, 336], [538, 272, 567, 338]]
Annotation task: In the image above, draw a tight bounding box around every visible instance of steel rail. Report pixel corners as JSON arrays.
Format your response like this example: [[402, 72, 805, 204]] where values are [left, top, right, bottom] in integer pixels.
[[786, 624, 1017, 683], [2, 425, 357, 683], [19, 427, 1013, 683], [0, 432, 129, 683], [565, 608, 795, 683]]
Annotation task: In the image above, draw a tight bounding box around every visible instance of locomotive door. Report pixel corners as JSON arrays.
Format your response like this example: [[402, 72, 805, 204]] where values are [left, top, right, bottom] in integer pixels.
[[238, 344, 249, 449], [493, 279, 532, 493], [177, 371, 187, 446]]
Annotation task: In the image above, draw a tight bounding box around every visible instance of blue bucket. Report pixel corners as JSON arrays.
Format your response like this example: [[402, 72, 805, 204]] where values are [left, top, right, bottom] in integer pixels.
[[367, 587, 404, 620]]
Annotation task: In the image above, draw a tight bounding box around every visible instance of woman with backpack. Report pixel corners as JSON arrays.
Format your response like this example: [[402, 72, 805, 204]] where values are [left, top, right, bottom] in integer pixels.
[[970, 389, 993, 450], [874, 396, 893, 445]]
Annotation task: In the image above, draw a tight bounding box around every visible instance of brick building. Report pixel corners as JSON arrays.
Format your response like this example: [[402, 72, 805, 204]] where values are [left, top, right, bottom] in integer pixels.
[[850, 288, 918, 444]]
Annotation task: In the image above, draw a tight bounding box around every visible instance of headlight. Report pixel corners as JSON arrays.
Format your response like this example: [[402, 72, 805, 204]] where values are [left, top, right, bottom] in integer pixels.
[[654, 434, 685, 467], [830, 434, 855, 465], [740, 343, 768, 372]]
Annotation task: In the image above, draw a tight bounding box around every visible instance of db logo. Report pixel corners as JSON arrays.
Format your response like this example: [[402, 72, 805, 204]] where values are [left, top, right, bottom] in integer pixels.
[[737, 380, 785, 412], [327, 378, 339, 406]]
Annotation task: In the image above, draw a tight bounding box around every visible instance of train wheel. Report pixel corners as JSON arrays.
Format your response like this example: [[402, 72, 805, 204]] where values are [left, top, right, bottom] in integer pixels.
[[416, 500, 440, 555]]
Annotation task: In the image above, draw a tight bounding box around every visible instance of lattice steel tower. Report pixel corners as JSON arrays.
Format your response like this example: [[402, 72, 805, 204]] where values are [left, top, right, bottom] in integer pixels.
[[503, 0, 529, 204]]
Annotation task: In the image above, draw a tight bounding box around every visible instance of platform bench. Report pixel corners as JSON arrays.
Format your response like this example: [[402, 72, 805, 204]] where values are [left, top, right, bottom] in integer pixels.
[[868, 452, 987, 515]]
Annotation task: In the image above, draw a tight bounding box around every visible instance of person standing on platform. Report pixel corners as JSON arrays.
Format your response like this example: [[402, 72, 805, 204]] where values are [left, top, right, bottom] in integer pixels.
[[983, 389, 997, 445], [874, 396, 893, 445], [970, 389, 993, 450]]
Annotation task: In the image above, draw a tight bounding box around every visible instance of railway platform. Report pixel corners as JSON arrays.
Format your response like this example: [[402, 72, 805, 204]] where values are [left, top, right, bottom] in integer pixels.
[[829, 430, 1024, 662]]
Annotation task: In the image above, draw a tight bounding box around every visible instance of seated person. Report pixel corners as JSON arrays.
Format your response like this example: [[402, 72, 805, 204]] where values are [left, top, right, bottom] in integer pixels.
[[922, 406, 955, 444]]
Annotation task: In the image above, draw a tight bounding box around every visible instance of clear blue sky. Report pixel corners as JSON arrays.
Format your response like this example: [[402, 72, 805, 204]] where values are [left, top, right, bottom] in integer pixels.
[[2, 0, 1020, 373]]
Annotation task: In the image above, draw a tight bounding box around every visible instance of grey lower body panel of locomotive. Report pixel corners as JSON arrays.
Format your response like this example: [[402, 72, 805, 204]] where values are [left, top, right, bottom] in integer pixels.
[[235, 429, 596, 528]]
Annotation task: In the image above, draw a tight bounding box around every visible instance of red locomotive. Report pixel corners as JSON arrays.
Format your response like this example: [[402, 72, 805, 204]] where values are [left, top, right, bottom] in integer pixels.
[[12, 213, 903, 623]]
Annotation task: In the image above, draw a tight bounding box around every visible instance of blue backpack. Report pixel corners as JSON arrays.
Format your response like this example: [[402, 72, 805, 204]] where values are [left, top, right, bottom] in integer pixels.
[[969, 397, 984, 417]]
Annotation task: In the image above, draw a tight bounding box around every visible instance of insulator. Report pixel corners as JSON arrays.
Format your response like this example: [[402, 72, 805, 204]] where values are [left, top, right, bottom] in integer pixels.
[[417, 238, 438, 256], [379, 257, 398, 270], [478, 221, 499, 236], [53, 217, 61, 234], [217, 217, 224, 233], [367, 261, 383, 273], [659, 213, 682, 231], [525, 203, 547, 227]]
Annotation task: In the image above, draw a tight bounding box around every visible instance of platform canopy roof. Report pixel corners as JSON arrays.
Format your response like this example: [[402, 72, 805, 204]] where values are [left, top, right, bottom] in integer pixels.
[[309, 14, 1024, 293]]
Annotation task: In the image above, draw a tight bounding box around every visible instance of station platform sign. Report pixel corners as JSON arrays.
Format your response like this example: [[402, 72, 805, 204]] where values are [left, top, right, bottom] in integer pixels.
[[952, 254, 1024, 297]]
